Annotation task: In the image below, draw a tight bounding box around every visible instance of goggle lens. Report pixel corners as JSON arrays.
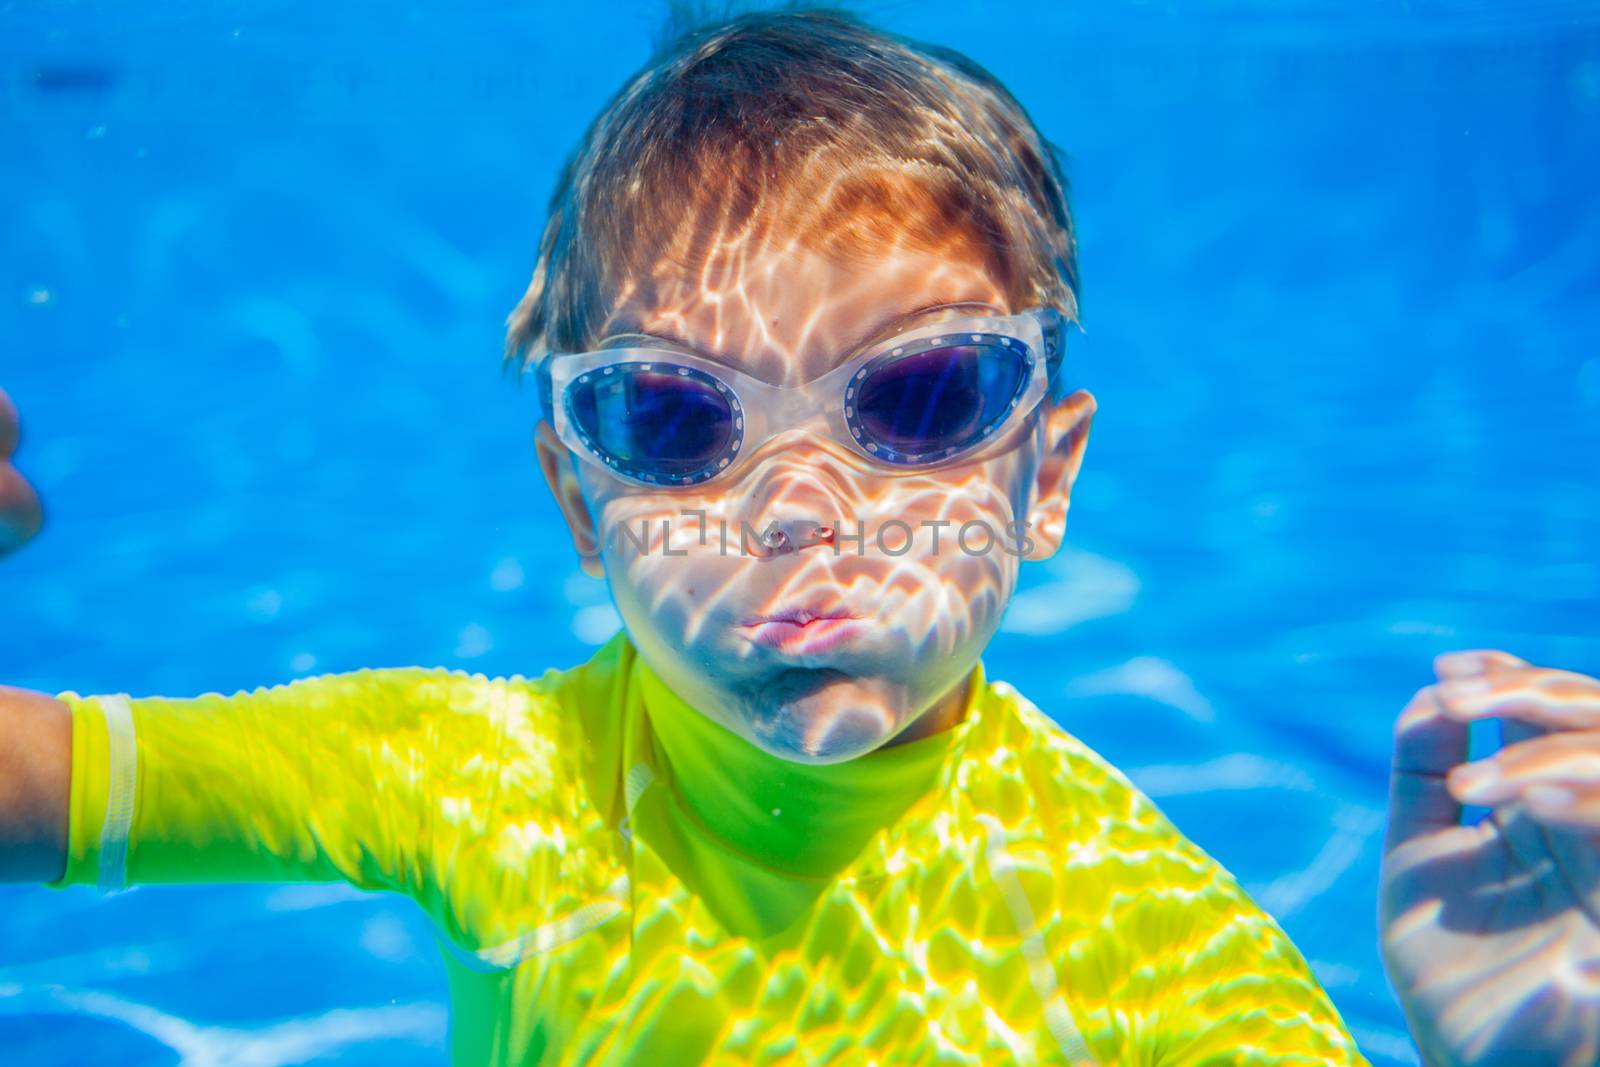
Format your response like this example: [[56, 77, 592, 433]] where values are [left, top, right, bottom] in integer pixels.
[[849, 341, 1028, 462], [567, 366, 739, 482]]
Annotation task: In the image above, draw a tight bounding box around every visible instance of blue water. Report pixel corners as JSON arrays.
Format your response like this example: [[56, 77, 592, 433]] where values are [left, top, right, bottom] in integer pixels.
[[3, 2, 1598, 1063]]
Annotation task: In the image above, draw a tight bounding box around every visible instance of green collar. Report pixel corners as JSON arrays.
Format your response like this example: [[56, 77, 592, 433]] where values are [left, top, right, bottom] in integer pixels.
[[626, 651, 985, 937]]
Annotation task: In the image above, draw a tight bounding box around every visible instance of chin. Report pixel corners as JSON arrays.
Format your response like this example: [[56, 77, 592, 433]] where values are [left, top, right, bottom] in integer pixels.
[[757, 735, 887, 765], [741, 695, 895, 764]]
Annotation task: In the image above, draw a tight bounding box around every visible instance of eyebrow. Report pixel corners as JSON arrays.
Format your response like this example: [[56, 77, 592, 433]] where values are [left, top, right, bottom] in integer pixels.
[[605, 298, 1002, 373]]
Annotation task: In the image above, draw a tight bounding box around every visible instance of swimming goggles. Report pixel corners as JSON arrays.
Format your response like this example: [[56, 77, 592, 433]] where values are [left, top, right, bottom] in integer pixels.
[[535, 305, 1071, 489]]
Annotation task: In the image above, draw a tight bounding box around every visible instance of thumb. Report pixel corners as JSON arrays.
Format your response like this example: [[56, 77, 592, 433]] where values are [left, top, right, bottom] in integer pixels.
[[1384, 683, 1470, 855]]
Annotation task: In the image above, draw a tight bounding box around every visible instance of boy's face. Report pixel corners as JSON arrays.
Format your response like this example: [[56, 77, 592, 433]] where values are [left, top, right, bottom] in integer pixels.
[[535, 223, 1096, 764]]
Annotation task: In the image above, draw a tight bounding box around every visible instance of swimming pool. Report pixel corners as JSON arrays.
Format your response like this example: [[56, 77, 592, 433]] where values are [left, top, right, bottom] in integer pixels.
[[3, 2, 1598, 1063]]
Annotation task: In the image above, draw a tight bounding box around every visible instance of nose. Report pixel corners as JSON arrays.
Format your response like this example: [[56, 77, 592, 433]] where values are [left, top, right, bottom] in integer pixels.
[[740, 457, 852, 559], [756, 517, 837, 555], [733, 425, 858, 556]]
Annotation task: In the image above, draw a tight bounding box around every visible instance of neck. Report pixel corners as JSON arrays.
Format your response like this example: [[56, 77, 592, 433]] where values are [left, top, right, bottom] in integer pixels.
[[878, 667, 976, 751]]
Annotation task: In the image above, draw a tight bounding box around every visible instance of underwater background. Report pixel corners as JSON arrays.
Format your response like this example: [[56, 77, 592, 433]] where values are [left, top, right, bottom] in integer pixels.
[[3, 1, 1598, 1063]]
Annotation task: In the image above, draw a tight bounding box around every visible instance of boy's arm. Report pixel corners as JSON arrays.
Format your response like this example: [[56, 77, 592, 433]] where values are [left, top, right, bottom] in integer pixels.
[[0, 686, 72, 883], [19, 668, 463, 896]]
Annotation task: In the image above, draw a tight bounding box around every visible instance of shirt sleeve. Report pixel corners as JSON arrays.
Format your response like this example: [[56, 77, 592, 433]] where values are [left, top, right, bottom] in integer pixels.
[[1125, 808, 1373, 1066], [956, 698, 1373, 1067], [44, 667, 463, 896]]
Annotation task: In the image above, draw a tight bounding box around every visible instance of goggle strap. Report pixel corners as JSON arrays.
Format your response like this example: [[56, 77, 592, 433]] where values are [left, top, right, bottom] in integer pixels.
[[535, 355, 556, 425], [1041, 309, 1072, 403]]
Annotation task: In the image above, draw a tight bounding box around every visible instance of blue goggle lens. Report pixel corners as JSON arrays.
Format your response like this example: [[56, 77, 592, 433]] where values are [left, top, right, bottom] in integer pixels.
[[848, 341, 1028, 463], [567, 366, 738, 483]]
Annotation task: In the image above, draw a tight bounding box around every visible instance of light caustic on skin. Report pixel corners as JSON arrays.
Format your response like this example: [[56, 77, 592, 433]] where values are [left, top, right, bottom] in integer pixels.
[[534, 166, 1097, 767]]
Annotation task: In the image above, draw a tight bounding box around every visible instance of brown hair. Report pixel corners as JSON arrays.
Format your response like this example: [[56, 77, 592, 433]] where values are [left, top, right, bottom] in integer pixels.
[[502, 6, 1078, 377]]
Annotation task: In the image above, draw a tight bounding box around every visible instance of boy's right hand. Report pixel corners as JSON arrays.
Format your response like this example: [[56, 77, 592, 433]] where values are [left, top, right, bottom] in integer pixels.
[[0, 388, 44, 555]]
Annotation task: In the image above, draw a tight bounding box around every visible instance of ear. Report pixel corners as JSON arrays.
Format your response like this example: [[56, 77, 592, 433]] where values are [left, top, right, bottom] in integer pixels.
[[534, 422, 605, 579], [1023, 389, 1096, 561]]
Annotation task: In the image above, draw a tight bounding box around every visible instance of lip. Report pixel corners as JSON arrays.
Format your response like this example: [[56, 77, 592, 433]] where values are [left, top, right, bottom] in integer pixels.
[[743, 605, 857, 626], [740, 610, 866, 655]]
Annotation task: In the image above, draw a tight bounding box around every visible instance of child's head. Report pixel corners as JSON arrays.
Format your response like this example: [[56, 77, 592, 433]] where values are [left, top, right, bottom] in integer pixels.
[[508, 8, 1097, 763]]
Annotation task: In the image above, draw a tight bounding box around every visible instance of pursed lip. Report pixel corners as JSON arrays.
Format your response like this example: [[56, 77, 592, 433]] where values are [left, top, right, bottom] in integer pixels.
[[738, 608, 867, 654], [739, 606, 860, 628]]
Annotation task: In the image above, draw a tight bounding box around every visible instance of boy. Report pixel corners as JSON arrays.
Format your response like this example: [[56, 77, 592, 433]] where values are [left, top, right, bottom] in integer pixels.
[[7, 9, 1600, 1066]]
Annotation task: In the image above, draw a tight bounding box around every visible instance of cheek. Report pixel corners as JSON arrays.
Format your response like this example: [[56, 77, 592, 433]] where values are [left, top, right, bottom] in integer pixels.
[[992, 419, 1047, 519], [595, 496, 747, 613], [897, 448, 1033, 525], [849, 469, 1026, 604]]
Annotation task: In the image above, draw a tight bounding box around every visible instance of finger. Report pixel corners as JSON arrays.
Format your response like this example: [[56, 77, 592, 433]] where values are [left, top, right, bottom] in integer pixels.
[[1386, 684, 1471, 853], [1433, 648, 1532, 680], [0, 464, 43, 554], [0, 388, 16, 458], [1516, 783, 1600, 834], [1434, 653, 1555, 749], [1446, 729, 1600, 807], [1436, 669, 1600, 730]]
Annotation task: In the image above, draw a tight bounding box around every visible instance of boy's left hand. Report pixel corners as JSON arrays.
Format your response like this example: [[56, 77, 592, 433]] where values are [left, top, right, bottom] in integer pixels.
[[1380, 649, 1600, 1067]]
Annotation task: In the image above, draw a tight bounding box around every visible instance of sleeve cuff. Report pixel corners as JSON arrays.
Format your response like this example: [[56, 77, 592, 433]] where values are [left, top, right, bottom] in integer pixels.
[[44, 692, 138, 894]]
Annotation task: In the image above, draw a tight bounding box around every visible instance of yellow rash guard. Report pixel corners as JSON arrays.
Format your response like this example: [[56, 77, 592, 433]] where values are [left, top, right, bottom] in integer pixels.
[[48, 630, 1370, 1065]]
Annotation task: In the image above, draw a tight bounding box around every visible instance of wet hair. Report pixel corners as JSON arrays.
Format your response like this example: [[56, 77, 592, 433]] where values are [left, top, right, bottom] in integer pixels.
[[502, 5, 1077, 377]]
